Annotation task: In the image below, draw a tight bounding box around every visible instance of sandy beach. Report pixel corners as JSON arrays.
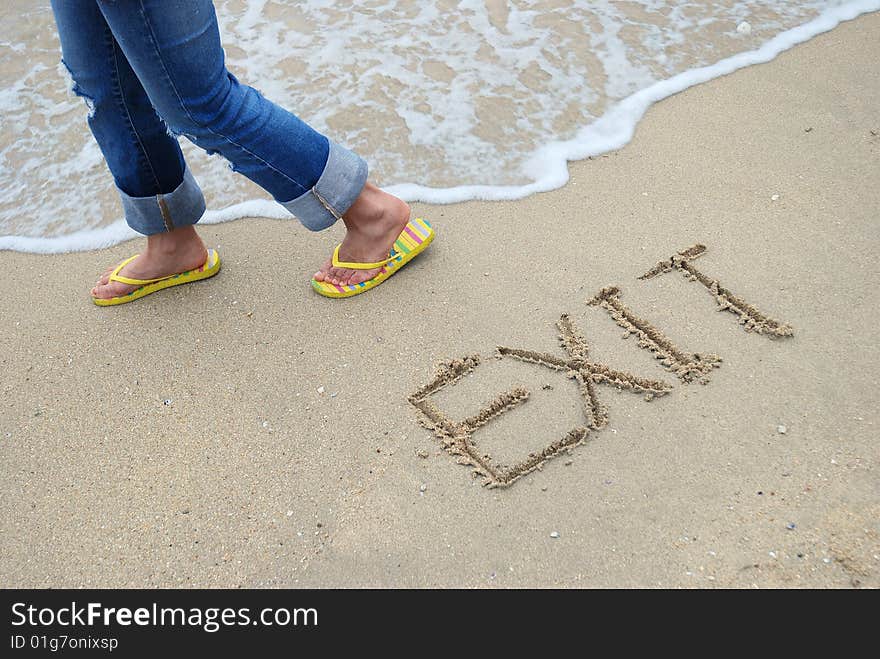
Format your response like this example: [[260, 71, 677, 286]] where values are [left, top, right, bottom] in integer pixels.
[[1, 12, 878, 588]]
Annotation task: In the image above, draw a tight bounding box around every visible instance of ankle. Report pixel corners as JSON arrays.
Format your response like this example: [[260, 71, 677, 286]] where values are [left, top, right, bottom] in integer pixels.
[[343, 183, 409, 234], [145, 226, 204, 257]]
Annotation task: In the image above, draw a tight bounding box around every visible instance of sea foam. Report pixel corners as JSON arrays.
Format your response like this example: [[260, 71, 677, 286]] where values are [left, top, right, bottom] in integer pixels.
[[0, 0, 877, 253]]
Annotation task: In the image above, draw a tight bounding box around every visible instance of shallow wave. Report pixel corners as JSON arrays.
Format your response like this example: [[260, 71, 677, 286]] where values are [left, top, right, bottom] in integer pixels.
[[0, 0, 877, 253]]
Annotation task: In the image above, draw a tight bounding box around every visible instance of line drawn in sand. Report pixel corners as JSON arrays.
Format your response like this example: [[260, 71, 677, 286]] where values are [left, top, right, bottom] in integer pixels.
[[410, 244, 794, 488], [498, 314, 672, 426], [588, 286, 722, 384], [408, 316, 672, 488], [640, 244, 794, 337]]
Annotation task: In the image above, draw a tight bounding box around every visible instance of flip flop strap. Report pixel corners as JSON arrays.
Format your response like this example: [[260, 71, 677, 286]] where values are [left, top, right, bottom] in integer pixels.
[[108, 254, 173, 286], [331, 244, 400, 270]]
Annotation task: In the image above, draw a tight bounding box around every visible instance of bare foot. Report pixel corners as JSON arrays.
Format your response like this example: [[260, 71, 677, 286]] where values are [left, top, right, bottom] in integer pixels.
[[312, 182, 411, 287], [91, 225, 208, 299]]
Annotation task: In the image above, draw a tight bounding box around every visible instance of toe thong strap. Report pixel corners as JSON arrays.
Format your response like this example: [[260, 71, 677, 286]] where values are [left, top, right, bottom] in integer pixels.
[[107, 254, 172, 286], [331, 244, 399, 270]]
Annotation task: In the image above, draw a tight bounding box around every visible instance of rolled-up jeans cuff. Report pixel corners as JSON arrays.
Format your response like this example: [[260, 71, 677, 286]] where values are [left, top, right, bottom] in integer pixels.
[[118, 167, 206, 235], [280, 141, 368, 231]]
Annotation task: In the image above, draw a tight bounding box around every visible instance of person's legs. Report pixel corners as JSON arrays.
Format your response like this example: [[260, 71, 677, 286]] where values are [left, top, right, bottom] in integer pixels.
[[51, 0, 210, 299], [94, 0, 409, 289]]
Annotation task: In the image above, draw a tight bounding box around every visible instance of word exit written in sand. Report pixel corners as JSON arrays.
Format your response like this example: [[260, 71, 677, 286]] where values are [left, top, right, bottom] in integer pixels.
[[409, 245, 794, 488]]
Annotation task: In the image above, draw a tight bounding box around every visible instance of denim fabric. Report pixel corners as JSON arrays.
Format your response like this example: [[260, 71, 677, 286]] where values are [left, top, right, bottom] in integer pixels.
[[119, 166, 206, 234], [281, 142, 369, 232], [50, 0, 368, 235]]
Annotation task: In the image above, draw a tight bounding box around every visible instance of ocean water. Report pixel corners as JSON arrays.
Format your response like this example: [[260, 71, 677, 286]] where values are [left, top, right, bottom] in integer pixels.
[[0, 0, 877, 252]]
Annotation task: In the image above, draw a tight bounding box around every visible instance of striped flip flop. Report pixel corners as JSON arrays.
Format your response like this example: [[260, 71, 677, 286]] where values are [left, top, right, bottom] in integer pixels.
[[92, 249, 221, 306], [311, 218, 435, 298]]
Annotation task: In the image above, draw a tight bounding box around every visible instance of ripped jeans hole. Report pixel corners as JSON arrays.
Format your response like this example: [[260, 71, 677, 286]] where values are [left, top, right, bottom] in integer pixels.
[[59, 59, 97, 119], [153, 110, 182, 139], [200, 147, 235, 171]]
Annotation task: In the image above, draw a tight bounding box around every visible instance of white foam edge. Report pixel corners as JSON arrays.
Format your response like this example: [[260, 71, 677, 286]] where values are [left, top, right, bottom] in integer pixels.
[[3, 0, 877, 254], [392, 0, 880, 204]]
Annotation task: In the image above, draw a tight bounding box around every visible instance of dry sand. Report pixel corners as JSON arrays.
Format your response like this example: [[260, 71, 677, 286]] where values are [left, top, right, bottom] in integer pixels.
[[1, 12, 878, 588]]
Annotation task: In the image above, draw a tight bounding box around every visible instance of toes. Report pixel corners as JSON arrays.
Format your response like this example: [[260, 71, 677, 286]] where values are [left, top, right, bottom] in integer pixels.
[[337, 268, 360, 286], [333, 267, 351, 285], [90, 283, 110, 299], [345, 268, 381, 285], [93, 283, 118, 300], [91, 280, 135, 300], [313, 257, 382, 288], [324, 266, 345, 286], [324, 267, 380, 286], [313, 258, 333, 282], [95, 265, 114, 287]]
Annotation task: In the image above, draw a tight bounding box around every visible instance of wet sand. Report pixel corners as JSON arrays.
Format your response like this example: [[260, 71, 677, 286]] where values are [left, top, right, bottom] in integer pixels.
[[1, 12, 877, 588]]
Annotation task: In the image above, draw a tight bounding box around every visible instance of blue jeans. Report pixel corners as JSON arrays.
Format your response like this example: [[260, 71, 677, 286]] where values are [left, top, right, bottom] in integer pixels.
[[50, 0, 368, 235]]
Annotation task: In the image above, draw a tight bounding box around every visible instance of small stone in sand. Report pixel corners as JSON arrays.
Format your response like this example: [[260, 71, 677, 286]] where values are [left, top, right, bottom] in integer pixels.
[[550, 531, 560, 539], [777, 424, 787, 434]]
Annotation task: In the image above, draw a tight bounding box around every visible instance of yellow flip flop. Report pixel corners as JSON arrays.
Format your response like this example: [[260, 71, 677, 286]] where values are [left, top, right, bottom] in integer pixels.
[[311, 218, 435, 298], [92, 248, 221, 306]]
